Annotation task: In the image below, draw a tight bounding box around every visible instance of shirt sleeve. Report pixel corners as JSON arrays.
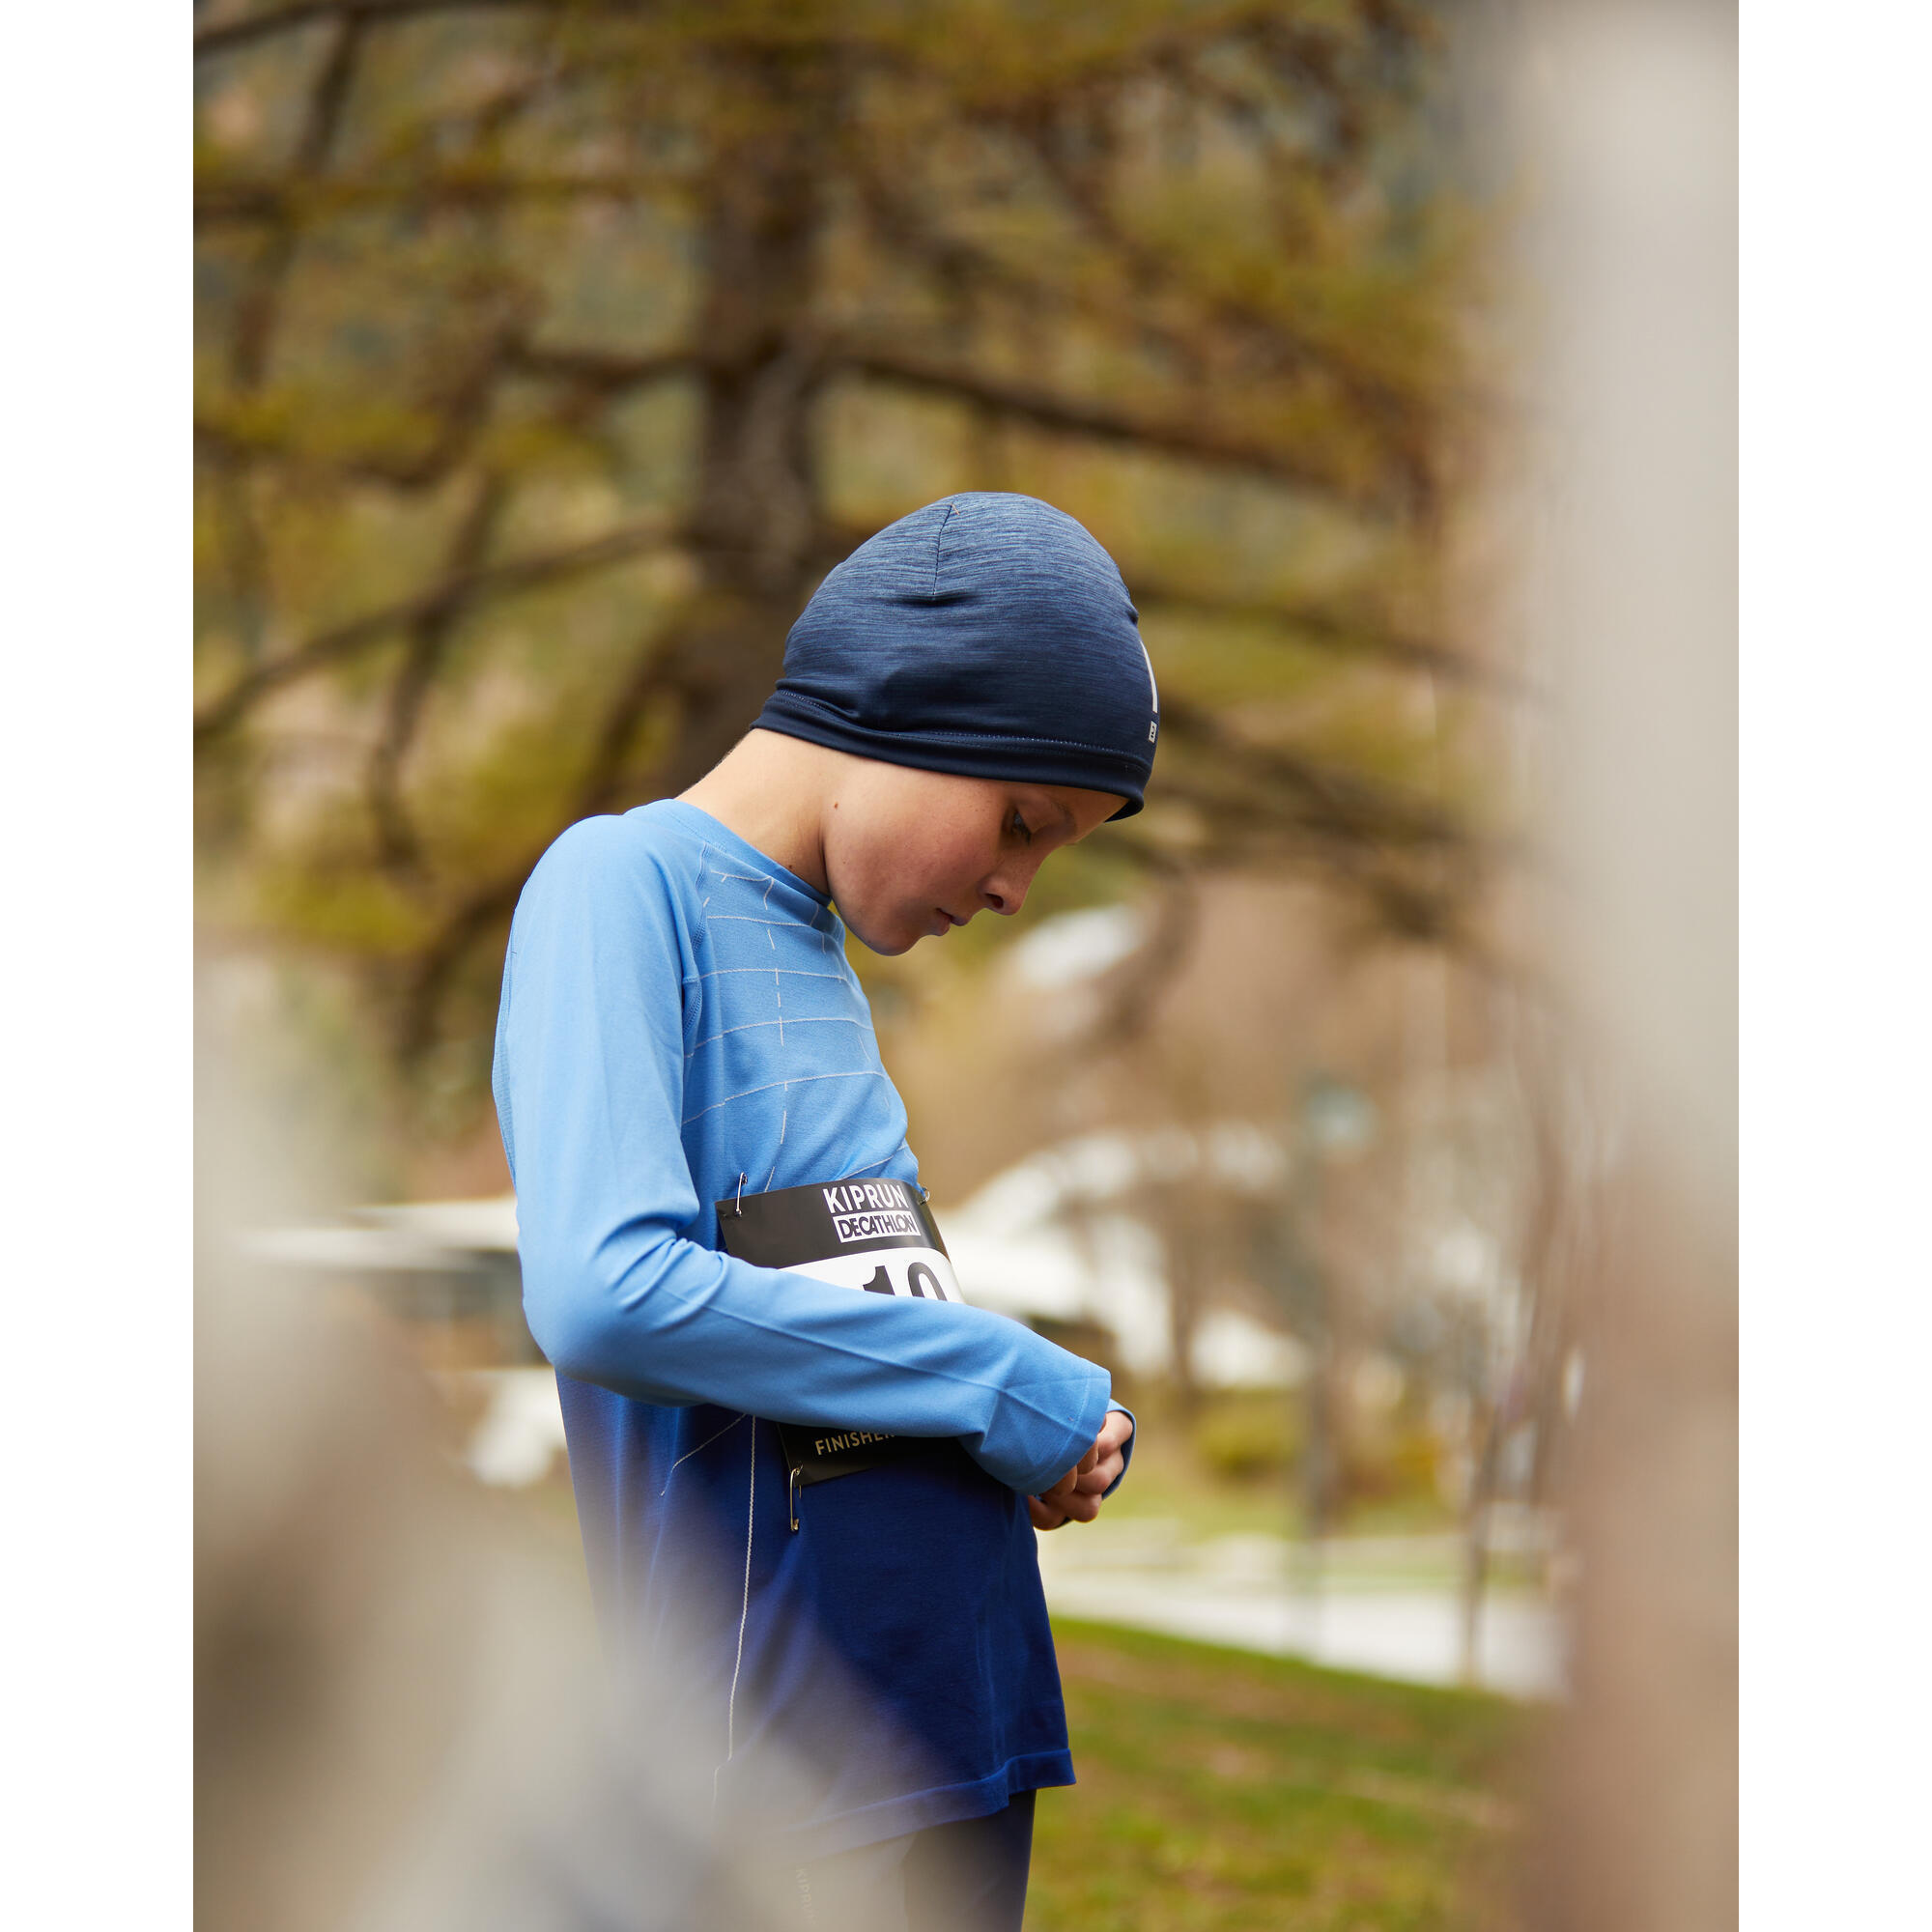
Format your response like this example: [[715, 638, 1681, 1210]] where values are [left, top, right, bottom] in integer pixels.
[[493, 817, 1112, 1500]]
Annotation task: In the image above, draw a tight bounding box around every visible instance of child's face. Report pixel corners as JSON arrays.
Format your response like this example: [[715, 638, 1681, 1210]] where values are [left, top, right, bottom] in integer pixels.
[[824, 762, 1123, 956]]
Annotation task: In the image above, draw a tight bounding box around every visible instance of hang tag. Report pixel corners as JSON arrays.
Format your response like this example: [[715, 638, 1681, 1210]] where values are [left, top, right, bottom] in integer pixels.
[[716, 1176, 966, 1492]]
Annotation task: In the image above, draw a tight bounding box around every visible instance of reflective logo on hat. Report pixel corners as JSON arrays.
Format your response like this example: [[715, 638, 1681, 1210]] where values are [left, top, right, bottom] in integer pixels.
[[1140, 640, 1160, 744]]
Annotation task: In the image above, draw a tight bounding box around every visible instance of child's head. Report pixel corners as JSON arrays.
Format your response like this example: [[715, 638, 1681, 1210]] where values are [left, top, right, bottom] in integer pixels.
[[807, 748, 1122, 955], [751, 494, 1158, 952]]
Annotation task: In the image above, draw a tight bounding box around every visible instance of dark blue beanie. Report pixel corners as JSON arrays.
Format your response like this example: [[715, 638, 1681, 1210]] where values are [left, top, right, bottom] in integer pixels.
[[753, 493, 1158, 818]]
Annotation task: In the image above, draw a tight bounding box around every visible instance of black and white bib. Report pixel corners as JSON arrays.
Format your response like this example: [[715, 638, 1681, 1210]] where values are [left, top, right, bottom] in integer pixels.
[[715, 1175, 965, 1498]]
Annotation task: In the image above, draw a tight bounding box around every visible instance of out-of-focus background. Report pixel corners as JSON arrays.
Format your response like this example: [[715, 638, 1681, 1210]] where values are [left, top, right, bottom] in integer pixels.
[[193, 2, 1735, 1927]]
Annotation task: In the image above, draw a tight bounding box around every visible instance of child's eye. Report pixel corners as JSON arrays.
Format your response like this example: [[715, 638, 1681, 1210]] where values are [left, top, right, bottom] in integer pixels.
[[1010, 810, 1034, 845]]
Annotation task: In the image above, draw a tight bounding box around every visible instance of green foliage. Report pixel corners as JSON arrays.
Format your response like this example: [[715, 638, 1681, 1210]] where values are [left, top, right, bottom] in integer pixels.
[[194, 0, 1497, 1139], [1194, 1391, 1302, 1482]]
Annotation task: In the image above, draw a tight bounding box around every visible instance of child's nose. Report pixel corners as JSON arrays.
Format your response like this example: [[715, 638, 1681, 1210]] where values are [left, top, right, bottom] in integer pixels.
[[980, 860, 1039, 917]]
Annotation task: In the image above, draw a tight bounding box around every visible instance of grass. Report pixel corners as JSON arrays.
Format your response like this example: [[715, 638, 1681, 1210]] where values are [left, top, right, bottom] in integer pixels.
[[1030, 1620, 1535, 1932]]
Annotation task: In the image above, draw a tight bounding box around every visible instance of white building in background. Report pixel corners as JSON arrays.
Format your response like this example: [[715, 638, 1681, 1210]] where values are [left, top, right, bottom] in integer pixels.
[[939, 1123, 1306, 1390]]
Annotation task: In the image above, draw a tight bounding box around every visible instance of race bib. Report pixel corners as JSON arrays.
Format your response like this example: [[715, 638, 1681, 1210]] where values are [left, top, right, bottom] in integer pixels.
[[715, 1175, 966, 1496]]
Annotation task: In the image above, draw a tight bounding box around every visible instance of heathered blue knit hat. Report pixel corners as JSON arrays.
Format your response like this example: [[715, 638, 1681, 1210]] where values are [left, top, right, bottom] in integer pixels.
[[753, 493, 1159, 818]]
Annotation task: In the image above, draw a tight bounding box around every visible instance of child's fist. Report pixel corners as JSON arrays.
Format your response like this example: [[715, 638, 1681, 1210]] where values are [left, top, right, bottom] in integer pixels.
[[1029, 1409, 1134, 1531]]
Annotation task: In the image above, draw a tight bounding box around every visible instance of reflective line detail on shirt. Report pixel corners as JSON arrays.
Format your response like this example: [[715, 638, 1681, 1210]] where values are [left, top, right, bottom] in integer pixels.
[[681, 1067, 887, 1125], [697, 966, 849, 984], [688, 1014, 873, 1057], [657, 1410, 748, 1498], [719, 1418, 758, 1793]]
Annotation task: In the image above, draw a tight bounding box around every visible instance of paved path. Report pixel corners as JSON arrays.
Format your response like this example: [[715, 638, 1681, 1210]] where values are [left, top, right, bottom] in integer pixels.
[[1035, 1526, 1569, 1701]]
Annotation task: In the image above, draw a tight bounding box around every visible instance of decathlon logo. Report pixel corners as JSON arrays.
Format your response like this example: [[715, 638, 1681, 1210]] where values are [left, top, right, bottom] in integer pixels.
[[821, 1178, 923, 1243]]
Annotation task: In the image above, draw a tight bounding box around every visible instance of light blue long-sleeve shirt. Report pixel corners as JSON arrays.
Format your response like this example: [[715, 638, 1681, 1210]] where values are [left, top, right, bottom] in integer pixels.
[[494, 804, 1115, 1494], [491, 800, 1122, 1852]]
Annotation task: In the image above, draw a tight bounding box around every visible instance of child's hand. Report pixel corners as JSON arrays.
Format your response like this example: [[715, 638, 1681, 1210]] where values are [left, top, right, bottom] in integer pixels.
[[1028, 1409, 1134, 1531]]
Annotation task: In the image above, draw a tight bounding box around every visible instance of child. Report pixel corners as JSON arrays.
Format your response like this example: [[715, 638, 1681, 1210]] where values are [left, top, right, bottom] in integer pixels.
[[493, 493, 1158, 1930]]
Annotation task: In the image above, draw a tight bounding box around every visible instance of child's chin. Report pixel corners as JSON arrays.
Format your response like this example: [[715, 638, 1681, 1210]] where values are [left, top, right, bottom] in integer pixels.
[[844, 913, 920, 957]]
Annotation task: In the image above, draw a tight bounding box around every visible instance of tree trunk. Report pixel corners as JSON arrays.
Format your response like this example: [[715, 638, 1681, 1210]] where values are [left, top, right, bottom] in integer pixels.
[[666, 51, 834, 788]]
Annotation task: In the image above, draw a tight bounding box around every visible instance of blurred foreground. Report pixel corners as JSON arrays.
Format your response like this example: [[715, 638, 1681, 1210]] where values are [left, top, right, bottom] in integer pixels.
[[196, 1236, 716, 1931], [198, 1043, 917, 1932]]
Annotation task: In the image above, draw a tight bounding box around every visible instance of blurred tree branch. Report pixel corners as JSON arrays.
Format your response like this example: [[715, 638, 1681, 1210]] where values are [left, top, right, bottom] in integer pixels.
[[366, 470, 509, 871], [841, 348, 1410, 518], [195, 0, 553, 58], [227, 12, 364, 388], [196, 167, 699, 227], [1125, 577, 1525, 695], [194, 512, 683, 743]]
